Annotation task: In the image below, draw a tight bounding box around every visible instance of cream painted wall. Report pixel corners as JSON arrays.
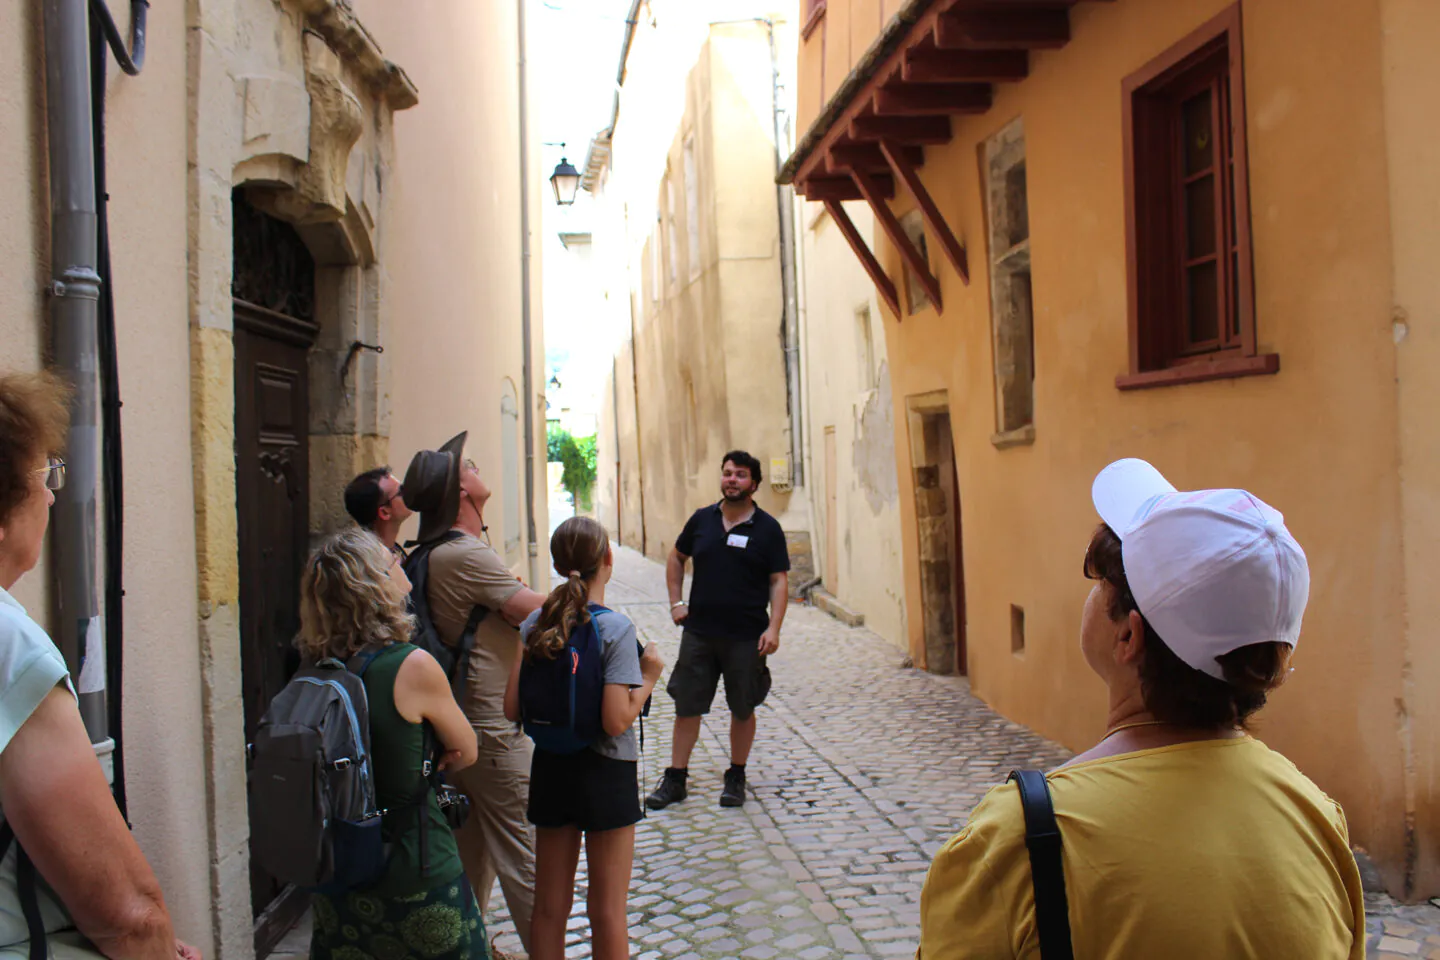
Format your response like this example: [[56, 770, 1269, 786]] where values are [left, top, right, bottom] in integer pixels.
[[350, 0, 550, 587], [798, 200, 905, 647], [0, 0, 213, 948], [793, 0, 1437, 899], [617, 23, 794, 561]]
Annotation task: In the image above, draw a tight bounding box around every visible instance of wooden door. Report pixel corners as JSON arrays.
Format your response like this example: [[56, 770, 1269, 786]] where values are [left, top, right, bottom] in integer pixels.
[[938, 417, 967, 675], [824, 427, 838, 589], [232, 192, 318, 955]]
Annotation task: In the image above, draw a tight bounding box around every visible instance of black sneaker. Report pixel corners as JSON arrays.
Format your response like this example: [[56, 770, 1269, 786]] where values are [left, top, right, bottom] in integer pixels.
[[720, 767, 746, 807], [645, 768, 688, 810]]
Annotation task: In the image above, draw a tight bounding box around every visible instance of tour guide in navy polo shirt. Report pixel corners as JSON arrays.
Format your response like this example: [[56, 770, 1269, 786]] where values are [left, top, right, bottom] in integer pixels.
[[646, 450, 791, 810]]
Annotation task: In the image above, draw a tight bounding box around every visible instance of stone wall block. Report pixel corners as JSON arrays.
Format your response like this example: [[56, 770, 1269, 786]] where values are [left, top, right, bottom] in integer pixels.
[[240, 75, 310, 164], [296, 34, 364, 221], [211, 844, 256, 960], [309, 433, 360, 536], [190, 327, 240, 606]]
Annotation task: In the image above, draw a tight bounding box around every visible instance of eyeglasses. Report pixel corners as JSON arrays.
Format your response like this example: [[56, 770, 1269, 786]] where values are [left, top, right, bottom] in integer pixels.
[[464, 458, 479, 474], [33, 457, 66, 492], [380, 486, 404, 509]]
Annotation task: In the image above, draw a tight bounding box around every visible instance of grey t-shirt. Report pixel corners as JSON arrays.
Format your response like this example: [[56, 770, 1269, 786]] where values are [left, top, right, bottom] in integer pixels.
[[520, 606, 644, 761]]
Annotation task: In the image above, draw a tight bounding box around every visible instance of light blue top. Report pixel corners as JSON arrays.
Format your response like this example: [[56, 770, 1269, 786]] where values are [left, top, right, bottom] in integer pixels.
[[520, 606, 645, 761], [0, 585, 95, 960]]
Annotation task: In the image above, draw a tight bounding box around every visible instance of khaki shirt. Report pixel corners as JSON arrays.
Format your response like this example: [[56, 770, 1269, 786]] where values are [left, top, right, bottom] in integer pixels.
[[425, 533, 524, 733]]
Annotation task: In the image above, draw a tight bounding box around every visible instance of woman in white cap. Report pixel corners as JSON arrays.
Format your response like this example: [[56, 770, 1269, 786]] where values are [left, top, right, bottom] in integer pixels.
[[917, 459, 1365, 959]]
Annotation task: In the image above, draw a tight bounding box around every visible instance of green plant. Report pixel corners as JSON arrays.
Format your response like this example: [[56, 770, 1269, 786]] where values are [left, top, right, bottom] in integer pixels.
[[546, 427, 597, 510]]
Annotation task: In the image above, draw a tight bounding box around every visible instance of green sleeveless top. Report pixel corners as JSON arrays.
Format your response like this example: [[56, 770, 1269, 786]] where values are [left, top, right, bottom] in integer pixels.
[[361, 643, 464, 897]]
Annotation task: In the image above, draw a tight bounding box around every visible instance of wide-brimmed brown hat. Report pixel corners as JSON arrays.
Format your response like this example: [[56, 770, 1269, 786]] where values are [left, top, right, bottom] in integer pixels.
[[403, 431, 467, 545]]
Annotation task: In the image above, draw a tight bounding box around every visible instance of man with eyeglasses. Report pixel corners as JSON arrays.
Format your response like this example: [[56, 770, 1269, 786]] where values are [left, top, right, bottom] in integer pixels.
[[404, 433, 545, 956], [343, 466, 413, 562]]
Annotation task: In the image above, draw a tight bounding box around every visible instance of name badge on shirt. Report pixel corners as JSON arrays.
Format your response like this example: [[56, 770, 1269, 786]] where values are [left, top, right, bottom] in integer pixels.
[[727, 533, 749, 548]]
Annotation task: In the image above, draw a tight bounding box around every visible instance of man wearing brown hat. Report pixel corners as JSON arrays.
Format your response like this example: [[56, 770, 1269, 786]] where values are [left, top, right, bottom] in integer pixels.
[[404, 432, 545, 954]]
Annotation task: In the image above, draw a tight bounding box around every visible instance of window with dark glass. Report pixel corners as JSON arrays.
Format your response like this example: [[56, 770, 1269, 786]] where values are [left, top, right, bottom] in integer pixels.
[[1120, 6, 1276, 389]]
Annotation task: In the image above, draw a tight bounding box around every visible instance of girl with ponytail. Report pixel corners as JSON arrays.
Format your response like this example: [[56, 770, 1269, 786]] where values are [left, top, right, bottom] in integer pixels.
[[503, 517, 664, 960]]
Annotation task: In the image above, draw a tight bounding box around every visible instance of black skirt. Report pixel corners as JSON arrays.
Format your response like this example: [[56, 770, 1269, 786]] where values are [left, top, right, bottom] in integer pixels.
[[527, 747, 641, 833]]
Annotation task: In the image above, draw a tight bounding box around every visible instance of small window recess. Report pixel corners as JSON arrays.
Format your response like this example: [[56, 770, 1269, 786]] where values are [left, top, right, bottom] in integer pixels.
[[1011, 604, 1025, 656], [900, 210, 932, 317]]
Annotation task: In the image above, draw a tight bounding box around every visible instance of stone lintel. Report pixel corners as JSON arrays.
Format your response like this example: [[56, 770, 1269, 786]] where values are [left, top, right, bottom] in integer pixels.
[[296, 0, 419, 111]]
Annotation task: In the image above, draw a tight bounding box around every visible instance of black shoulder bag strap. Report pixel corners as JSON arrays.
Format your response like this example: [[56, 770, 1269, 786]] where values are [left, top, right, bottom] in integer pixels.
[[1007, 770, 1074, 960], [0, 823, 50, 960]]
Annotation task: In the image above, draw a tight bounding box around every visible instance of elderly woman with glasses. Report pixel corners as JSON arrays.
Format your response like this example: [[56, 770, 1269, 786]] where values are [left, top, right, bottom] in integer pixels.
[[0, 371, 200, 960]]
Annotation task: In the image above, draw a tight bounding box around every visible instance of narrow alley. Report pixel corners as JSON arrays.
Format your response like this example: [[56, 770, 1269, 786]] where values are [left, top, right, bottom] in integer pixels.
[[473, 548, 1440, 959]]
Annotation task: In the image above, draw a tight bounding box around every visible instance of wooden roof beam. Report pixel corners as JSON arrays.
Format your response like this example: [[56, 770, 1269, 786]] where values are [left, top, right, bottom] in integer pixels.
[[880, 139, 969, 285], [827, 142, 925, 173], [853, 168, 943, 311], [802, 174, 895, 203], [934, 9, 1071, 50], [848, 115, 952, 144], [901, 48, 1030, 83], [823, 199, 900, 318], [873, 82, 993, 117]]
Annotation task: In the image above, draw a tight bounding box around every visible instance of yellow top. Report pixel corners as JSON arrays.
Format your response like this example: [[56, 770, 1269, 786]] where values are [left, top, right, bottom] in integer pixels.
[[917, 737, 1364, 959]]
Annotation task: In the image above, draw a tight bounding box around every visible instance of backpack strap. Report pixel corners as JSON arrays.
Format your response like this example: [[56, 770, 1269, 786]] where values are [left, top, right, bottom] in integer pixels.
[[0, 823, 49, 960], [1007, 770, 1073, 960]]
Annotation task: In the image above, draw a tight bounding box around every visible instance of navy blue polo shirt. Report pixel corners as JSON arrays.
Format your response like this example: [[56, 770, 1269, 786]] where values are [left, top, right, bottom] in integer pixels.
[[675, 502, 790, 640]]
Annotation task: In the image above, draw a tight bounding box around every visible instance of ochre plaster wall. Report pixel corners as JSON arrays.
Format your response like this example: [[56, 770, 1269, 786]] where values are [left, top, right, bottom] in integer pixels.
[[1381, 0, 1440, 900], [797, 0, 1432, 898]]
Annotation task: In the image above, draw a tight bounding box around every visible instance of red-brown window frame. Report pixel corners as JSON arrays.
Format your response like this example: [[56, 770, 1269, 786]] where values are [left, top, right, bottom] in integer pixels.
[[803, 0, 827, 41], [1118, 4, 1278, 390]]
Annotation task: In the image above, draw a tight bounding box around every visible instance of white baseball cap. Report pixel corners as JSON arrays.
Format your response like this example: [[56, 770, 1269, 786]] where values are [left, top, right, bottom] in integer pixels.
[[1090, 459, 1309, 681]]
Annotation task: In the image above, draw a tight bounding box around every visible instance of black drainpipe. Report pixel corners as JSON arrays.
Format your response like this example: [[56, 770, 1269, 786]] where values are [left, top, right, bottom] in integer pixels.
[[88, 0, 147, 817]]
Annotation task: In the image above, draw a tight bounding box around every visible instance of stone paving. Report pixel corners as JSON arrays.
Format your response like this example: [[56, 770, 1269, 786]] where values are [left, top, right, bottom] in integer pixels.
[[466, 545, 1440, 960]]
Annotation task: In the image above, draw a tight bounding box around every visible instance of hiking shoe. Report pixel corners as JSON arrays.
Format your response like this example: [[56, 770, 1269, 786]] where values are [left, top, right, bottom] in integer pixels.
[[720, 767, 746, 807], [645, 768, 688, 810]]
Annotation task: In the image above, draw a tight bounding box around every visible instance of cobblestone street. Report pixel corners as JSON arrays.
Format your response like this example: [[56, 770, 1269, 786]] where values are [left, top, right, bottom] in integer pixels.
[[472, 546, 1440, 959]]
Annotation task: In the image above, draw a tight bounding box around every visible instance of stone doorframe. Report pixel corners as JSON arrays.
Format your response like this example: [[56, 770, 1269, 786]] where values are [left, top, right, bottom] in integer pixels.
[[904, 390, 964, 676], [185, 3, 417, 958]]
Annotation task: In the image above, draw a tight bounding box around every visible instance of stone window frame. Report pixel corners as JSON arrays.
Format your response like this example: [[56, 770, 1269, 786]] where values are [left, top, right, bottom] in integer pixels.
[[666, 173, 679, 287], [684, 136, 701, 282], [981, 117, 1036, 447], [1118, 3, 1278, 390], [899, 210, 932, 316]]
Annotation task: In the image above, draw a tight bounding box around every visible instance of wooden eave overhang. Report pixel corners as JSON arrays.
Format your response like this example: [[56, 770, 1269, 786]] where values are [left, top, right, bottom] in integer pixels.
[[780, 0, 1109, 317]]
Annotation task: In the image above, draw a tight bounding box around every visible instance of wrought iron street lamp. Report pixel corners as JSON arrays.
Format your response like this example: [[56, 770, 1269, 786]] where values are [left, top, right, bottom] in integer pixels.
[[549, 156, 581, 206]]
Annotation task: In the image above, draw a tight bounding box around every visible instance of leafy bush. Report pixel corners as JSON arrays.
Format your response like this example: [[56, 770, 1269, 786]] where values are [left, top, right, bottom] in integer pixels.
[[546, 426, 597, 511]]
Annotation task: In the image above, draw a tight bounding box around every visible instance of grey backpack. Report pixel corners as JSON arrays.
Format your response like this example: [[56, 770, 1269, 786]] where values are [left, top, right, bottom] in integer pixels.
[[249, 650, 387, 891]]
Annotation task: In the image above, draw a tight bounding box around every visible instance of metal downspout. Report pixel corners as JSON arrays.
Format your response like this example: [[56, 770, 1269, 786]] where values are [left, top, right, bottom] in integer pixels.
[[43, 0, 109, 753], [766, 20, 805, 488], [518, 0, 539, 563]]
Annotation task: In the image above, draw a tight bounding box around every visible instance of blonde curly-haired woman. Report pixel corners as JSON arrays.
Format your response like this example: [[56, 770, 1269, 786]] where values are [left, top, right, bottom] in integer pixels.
[[297, 529, 489, 960]]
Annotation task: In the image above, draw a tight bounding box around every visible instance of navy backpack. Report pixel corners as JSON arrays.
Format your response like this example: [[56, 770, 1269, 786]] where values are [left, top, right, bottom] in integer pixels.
[[518, 603, 609, 754]]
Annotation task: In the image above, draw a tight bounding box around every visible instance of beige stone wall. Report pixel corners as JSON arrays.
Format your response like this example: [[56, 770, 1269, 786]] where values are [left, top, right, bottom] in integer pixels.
[[0, 0, 215, 948], [349, 0, 549, 588], [798, 200, 906, 647], [791, 0, 1439, 899], [3, 0, 541, 954], [612, 22, 794, 562]]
